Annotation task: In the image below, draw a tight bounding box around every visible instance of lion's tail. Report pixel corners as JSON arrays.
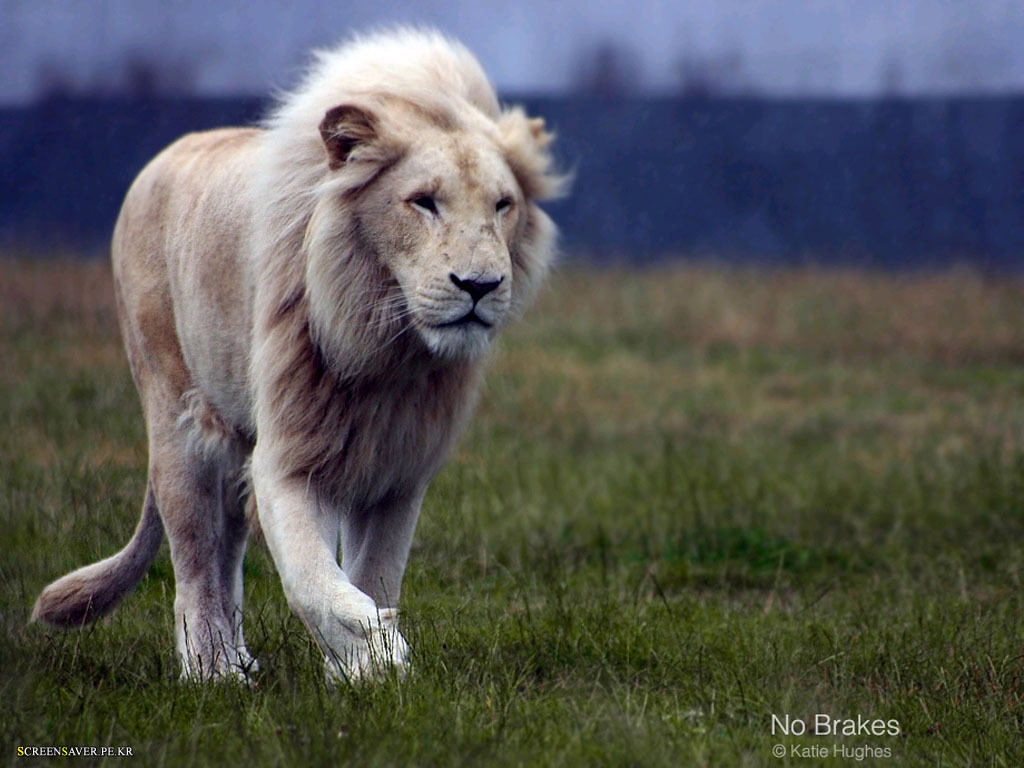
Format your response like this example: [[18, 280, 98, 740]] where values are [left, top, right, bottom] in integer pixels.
[[32, 485, 164, 628]]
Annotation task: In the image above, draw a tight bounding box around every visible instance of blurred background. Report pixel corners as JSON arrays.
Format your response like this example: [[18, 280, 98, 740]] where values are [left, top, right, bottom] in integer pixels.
[[2, 0, 1024, 267]]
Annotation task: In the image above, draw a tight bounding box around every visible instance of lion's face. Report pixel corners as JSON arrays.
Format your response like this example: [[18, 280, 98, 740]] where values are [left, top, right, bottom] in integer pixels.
[[354, 128, 522, 359], [306, 101, 558, 370]]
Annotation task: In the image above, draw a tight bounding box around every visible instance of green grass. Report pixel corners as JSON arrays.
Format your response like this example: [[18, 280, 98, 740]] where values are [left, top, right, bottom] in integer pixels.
[[2, 258, 1024, 766]]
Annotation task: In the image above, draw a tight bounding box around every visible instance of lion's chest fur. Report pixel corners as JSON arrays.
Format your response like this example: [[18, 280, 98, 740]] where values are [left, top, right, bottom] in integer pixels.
[[313, 361, 481, 508], [254, 304, 483, 510]]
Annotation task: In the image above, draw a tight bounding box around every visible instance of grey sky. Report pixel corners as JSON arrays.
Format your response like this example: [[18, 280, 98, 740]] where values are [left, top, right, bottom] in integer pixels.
[[2, 0, 1023, 103]]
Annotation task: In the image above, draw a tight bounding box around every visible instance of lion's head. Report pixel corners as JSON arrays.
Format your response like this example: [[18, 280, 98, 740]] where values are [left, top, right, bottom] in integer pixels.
[[305, 100, 563, 366], [260, 30, 565, 373]]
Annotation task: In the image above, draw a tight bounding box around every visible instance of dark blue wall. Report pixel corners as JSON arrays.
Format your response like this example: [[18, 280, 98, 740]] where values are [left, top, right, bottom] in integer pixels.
[[2, 96, 1023, 266]]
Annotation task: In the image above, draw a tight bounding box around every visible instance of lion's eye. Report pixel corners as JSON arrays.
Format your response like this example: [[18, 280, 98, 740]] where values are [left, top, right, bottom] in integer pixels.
[[411, 195, 438, 215], [496, 197, 512, 213]]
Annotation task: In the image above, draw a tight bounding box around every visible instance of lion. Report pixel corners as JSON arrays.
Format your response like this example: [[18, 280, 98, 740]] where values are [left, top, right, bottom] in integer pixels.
[[31, 28, 564, 681]]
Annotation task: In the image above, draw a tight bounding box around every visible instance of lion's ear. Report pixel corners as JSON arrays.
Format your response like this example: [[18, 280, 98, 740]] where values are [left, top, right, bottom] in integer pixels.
[[498, 107, 569, 201], [527, 116, 553, 148], [319, 105, 378, 170]]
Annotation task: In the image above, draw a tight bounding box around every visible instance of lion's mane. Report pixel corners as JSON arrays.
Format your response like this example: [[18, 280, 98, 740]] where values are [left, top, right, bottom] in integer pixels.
[[248, 28, 565, 505]]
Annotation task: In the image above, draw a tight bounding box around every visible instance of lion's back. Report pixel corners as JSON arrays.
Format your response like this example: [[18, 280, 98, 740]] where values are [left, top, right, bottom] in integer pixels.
[[113, 127, 261, 261], [112, 126, 265, 435]]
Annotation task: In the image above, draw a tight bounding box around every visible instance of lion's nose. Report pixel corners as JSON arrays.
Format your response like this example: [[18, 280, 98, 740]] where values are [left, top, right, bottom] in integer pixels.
[[450, 273, 503, 303]]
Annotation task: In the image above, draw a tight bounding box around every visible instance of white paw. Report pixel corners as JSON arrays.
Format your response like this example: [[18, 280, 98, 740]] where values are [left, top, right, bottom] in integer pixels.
[[231, 646, 261, 677], [178, 646, 260, 682], [176, 621, 260, 682], [323, 607, 409, 683]]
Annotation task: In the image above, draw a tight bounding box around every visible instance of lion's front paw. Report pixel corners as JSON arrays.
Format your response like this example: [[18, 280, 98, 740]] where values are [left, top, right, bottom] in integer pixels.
[[323, 607, 409, 683]]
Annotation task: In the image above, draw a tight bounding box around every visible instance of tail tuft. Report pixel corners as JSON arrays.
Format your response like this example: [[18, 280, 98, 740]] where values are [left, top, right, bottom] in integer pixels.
[[32, 487, 163, 628]]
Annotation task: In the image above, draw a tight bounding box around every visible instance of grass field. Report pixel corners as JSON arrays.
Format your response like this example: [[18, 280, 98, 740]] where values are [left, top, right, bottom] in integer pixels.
[[2, 257, 1024, 766]]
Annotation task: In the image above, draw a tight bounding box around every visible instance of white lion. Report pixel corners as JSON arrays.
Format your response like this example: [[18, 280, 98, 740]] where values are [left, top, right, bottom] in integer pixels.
[[32, 28, 564, 681]]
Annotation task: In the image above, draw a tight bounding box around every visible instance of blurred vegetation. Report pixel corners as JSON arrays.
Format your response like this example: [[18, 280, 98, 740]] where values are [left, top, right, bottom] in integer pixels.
[[2, 257, 1024, 766]]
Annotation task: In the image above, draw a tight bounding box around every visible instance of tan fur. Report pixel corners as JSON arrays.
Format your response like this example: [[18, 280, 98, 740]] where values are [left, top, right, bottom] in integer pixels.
[[32, 28, 563, 681]]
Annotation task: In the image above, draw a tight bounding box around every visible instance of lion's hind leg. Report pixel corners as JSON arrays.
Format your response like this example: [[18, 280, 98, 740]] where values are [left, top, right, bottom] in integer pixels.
[[155, 389, 255, 680], [219, 458, 258, 674]]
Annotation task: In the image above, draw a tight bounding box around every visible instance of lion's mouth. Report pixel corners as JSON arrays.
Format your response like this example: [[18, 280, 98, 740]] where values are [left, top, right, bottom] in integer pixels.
[[434, 311, 492, 329]]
